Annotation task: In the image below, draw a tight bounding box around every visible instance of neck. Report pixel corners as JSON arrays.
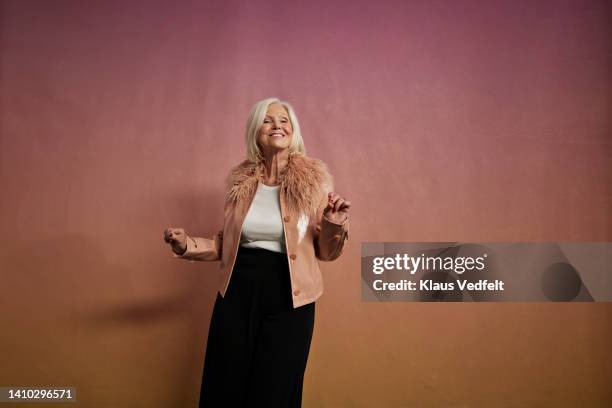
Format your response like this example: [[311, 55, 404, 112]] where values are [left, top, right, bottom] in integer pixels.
[[260, 149, 289, 185]]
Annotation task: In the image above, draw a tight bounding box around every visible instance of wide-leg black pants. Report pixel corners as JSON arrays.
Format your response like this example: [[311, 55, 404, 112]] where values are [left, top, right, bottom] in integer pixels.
[[199, 246, 315, 408]]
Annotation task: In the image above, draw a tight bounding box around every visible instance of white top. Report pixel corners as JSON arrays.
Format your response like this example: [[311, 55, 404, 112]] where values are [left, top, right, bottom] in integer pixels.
[[239, 183, 286, 253]]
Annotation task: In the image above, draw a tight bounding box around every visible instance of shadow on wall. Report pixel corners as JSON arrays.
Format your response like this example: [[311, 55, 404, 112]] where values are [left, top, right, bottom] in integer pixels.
[[2, 187, 225, 407]]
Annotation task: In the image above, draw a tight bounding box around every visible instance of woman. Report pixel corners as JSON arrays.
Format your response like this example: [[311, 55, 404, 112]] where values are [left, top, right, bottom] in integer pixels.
[[163, 97, 350, 407]]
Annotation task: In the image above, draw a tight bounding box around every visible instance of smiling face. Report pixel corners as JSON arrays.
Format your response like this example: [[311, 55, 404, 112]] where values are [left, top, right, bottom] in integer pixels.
[[256, 103, 293, 156]]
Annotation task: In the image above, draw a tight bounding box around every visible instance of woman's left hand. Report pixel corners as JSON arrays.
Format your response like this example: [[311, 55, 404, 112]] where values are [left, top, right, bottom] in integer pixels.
[[323, 192, 351, 224]]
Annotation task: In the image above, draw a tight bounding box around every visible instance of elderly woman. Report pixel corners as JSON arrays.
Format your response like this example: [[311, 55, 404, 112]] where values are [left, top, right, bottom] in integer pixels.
[[163, 97, 350, 407]]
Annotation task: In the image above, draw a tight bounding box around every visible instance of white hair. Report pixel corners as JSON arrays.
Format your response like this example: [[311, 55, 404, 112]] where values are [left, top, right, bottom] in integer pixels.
[[245, 97, 306, 162]]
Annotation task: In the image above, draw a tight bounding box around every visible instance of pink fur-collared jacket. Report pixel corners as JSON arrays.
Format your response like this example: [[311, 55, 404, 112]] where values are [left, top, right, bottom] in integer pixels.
[[172, 152, 349, 308]]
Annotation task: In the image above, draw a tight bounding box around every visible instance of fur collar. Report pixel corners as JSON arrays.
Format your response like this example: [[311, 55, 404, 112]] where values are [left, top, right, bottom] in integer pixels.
[[225, 152, 333, 216]]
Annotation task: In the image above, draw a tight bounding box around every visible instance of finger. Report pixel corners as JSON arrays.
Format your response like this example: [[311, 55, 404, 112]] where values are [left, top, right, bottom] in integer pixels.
[[338, 201, 351, 211], [335, 197, 348, 212], [324, 201, 334, 214], [328, 195, 340, 209], [334, 198, 344, 212]]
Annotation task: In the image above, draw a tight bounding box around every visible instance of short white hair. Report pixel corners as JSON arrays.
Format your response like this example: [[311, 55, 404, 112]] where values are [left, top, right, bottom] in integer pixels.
[[245, 97, 306, 162]]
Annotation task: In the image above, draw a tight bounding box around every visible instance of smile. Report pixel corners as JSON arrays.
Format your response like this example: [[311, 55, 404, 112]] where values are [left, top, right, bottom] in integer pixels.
[[270, 133, 285, 138]]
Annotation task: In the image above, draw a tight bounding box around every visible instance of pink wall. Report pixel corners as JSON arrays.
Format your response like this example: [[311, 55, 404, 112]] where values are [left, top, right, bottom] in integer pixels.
[[1, 0, 610, 406]]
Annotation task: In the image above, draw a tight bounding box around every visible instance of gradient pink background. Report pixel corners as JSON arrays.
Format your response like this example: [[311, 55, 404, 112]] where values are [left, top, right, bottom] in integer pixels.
[[1, 0, 611, 406]]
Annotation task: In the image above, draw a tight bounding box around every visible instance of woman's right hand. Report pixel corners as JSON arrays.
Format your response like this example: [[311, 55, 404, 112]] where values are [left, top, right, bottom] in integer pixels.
[[163, 227, 187, 255]]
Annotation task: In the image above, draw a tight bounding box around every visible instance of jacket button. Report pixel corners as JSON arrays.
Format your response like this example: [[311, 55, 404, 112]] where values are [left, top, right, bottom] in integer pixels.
[[293, 289, 300, 296], [289, 253, 297, 260], [283, 216, 290, 222]]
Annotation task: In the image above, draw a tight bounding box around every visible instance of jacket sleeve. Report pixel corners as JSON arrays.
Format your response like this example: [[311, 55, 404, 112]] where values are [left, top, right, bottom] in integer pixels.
[[314, 183, 350, 262], [171, 230, 223, 262]]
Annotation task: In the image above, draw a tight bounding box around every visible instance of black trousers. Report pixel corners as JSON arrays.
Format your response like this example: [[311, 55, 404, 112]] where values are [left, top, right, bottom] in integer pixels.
[[199, 246, 315, 408]]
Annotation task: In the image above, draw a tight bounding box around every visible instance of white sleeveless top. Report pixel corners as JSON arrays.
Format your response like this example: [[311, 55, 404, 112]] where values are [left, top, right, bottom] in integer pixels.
[[239, 183, 286, 253]]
